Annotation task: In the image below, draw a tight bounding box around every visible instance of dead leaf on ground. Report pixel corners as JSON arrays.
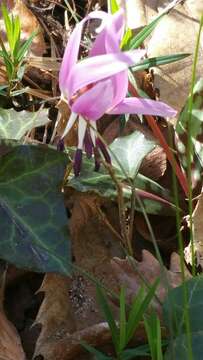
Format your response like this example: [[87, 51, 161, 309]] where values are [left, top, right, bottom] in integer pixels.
[[0, 311, 26, 360], [143, 0, 203, 112], [184, 190, 203, 268], [139, 145, 166, 180], [34, 274, 76, 356], [34, 318, 153, 360], [111, 250, 191, 315], [0, 265, 26, 360], [34, 322, 114, 360], [33, 192, 123, 359], [68, 193, 122, 329]]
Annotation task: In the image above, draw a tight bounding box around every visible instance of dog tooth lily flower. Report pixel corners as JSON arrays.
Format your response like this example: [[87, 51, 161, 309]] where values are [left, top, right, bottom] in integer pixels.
[[59, 9, 176, 176]]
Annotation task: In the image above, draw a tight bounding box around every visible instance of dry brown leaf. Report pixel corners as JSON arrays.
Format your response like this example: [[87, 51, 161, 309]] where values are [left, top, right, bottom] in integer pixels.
[[143, 0, 203, 112], [33, 319, 154, 360], [34, 321, 112, 360], [139, 145, 166, 180], [111, 250, 191, 313], [34, 273, 76, 354], [184, 191, 203, 268], [0, 311, 26, 360], [33, 193, 125, 359], [70, 193, 123, 272], [67, 193, 122, 330], [0, 267, 26, 360]]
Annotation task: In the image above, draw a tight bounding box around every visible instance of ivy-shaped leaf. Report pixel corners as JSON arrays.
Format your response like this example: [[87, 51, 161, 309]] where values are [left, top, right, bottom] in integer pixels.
[[0, 144, 71, 274], [0, 108, 50, 140], [109, 131, 156, 180], [163, 276, 203, 359], [67, 156, 176, 216]]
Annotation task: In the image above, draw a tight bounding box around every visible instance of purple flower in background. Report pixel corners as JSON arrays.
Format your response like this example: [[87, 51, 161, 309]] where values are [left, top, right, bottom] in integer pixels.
[[59, 9, 176, 176]]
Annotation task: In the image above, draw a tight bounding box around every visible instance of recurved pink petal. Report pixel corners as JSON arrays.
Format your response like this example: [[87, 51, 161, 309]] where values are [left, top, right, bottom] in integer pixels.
[[59, 11, 109, 95], [110, 70, 128, 108], [102, 9, 128, 107], [105, 9, 125, 53], [107, 97, 177, 117], [91, 8, 128, 108], [71, 79, 114, 120], [67, 50, 145, 99], [90, 9, 124, 56]]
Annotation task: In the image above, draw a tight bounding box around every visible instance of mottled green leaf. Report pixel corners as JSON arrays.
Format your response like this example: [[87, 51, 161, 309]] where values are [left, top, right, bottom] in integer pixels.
[[164, 276, 203, 334], [67, 156, 176, 215], [164, 332, 203, 360], [163, 276, 203, 359], [109, 131, 156, 179], [0, 108, 50, 140], [0, 145, 71, 274], [67, 155, 121, 200]]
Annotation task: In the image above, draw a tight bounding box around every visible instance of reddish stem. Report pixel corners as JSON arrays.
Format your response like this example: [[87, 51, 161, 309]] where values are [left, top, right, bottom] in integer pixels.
[[128, 82, 189, 197]]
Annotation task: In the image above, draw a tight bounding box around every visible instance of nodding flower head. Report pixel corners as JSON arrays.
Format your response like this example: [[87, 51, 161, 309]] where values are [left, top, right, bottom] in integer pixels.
[[59, 9, 176, 176]]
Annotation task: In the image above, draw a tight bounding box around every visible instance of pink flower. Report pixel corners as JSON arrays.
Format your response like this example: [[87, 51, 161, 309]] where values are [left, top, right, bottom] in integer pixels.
[[59, 9, 176, 176]]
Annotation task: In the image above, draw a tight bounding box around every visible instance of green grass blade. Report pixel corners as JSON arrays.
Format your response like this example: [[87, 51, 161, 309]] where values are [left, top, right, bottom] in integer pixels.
[[128, 1, 182, 50], [128, 12, 165, 49], [121, 28, 133, 49], [126, 286, 145, 343], [108, 0, 119, 13], [119, 287, 127, 353], [111, 0, 119, 13], [1, 4, 13, 52], [144, 312, 163, 360], [96, 285, 119, 353], [144, 315, 155, 360], [81, 341, 112, 359], [0, 47, 11, 64], [131, 53, 191, 72], [16, 30, 37, 63], [126, 279, 159, 343], [2, 52, 14, 80], [13, 16, 21, 57], [156, 316, 163, 360], [121, 345, 151, 359]]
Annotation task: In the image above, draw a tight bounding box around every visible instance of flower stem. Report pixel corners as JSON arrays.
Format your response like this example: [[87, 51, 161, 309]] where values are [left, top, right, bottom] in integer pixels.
[[102, 160, 133, 255]]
